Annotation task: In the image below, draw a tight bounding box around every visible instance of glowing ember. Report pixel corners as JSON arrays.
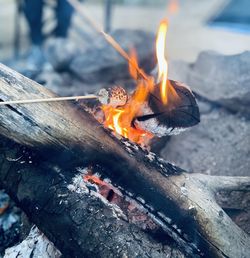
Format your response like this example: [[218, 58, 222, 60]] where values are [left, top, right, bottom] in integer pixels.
[[84, 174, 106, 186]]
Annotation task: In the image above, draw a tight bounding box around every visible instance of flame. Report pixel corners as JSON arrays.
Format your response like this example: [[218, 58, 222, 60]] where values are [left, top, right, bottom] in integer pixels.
[[100, 20, 177, 145], [101, 46, 155, 146], [102, 77, 154, 145], [156, 20, 169, 105]]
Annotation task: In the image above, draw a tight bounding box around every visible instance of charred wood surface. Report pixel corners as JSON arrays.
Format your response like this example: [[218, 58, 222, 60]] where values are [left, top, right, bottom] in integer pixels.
[[0, 63, 250, 258], [0, 136, 182, 258]]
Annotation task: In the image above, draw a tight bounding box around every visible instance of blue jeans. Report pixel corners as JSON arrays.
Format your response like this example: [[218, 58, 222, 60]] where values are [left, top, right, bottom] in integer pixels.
[[23, 0, 74, 45]]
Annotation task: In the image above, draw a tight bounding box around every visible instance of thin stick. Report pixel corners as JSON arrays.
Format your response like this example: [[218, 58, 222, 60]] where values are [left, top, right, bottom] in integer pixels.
[[67, 0, 149, 81], [0, 95, 98, 106]]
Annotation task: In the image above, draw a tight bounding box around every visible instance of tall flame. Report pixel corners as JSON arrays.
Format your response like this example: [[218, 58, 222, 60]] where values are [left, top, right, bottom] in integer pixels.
[[156, 20, 169, 105]]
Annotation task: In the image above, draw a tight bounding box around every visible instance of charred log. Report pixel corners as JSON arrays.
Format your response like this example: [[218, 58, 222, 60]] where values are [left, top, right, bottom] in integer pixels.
[[0, 63, 250, 258], [0, 136, 182, 258]]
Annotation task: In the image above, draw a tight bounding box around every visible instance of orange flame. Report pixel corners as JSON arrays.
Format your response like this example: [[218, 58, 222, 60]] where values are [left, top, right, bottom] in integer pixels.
[[102, 76, 154, 145], [101, 20, 177, 145]]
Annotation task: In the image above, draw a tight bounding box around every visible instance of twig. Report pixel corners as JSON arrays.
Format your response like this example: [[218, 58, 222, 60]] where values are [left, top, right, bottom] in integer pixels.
[[0, 95, 98, 106]]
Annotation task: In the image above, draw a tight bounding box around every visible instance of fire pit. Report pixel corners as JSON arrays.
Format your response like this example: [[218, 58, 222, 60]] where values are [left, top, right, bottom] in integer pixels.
[[0, 6, 250, 258]]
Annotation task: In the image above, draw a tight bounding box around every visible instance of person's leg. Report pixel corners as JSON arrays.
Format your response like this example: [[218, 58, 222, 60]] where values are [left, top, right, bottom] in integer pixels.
[[55, 0, 74, 37], [23, 0, 43, 45]]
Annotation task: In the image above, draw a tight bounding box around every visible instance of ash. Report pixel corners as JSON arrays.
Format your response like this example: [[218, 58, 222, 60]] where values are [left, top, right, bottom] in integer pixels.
[[67, 168, 89, 194], [4, 226, 61, 258]]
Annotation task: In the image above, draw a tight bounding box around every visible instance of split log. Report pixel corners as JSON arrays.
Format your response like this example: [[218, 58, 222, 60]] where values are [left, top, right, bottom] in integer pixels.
[[0, 63, 250, 258]]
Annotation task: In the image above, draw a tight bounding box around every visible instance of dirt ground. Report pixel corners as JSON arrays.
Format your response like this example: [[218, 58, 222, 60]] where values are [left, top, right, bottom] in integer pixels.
[[1, 0, 250, 62]]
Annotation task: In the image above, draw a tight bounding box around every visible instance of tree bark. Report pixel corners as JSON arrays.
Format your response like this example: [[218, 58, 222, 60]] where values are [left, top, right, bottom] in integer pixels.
[[0, 63, 250, 258]]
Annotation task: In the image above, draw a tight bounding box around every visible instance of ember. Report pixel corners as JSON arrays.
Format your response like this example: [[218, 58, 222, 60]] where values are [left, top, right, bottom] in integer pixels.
[[82, 167, 159, 231]]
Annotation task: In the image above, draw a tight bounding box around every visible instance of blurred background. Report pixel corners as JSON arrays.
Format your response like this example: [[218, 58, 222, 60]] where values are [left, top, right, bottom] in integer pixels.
[[1, 0, 250, 62]]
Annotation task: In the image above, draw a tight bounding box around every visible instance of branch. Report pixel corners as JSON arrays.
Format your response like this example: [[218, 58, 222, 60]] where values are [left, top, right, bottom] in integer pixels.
[[191, 173, 250, 192]]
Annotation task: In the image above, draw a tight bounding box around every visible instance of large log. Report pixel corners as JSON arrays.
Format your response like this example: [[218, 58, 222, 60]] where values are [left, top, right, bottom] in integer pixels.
[[0, 135, 182, 258], [0, 63, 250, 258]]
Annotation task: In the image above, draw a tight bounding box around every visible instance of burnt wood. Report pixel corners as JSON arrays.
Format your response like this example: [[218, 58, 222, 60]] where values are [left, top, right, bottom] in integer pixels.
[[0, 136, 183, 258], [148, 80, 200, 128], [134, 80, 200, 136], [136, 80, 200, 129], [0, 63, 250, 258]]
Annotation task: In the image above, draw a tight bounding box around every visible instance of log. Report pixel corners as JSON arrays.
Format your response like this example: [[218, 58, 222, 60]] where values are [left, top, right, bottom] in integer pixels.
[[0, 135, 182, 258], [0, 63, 250, 258]]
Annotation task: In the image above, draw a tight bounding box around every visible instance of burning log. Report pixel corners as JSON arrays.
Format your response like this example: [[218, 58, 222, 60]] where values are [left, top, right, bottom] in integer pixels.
[[0, 136, 183, 258], [134, 80, 200, 136], [0, 63, 250, 258]]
